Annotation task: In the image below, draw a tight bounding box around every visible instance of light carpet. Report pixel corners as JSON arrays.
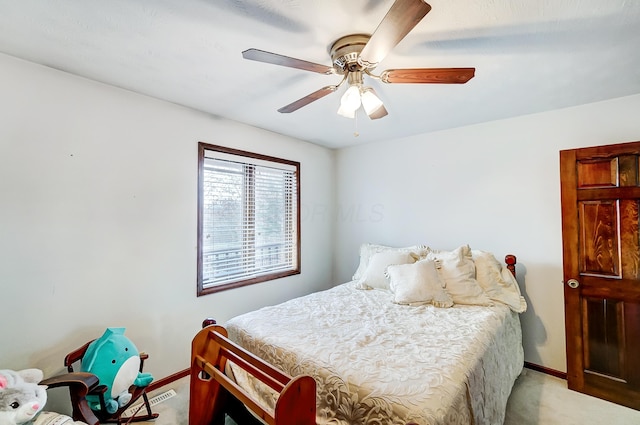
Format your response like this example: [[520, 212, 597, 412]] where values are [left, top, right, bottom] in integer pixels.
[[140, 368, 640, 424]]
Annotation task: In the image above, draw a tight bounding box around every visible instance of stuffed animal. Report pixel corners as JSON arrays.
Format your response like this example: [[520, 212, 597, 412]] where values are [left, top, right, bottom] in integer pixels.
[[80, 328, 153, 414], [0, 369, 87, 425]]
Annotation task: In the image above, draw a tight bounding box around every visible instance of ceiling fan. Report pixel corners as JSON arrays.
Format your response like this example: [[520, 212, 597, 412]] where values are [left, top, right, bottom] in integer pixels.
[[242, 0, 475, 120]]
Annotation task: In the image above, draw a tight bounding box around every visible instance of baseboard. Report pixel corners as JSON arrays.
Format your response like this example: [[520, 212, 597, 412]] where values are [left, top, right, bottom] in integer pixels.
[[524, 361, 567, 380], [147, 368, 190, 392]]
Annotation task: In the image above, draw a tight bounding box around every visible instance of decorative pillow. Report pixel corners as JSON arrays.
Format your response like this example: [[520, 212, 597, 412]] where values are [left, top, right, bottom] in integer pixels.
[[352, 243, 430, 281], [471, 250, 527, 313], [386, 259, 454, 307], [426, 245, 492, 306], [355, 250, 417, 290]]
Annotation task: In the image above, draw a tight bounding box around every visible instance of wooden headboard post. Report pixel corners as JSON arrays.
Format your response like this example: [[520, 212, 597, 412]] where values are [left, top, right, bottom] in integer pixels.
[[505, 255, 517, 278], [202, 317, 217, 327]]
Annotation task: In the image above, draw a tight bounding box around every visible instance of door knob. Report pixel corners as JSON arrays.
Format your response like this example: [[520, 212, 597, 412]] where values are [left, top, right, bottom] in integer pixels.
[[567, 279, 580, 289]]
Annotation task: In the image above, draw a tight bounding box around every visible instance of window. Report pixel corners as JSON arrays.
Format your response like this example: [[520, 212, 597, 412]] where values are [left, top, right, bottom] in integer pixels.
[[197, 143, 300, 295]]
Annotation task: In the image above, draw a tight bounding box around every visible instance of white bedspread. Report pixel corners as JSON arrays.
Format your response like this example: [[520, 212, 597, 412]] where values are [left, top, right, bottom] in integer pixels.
[[225, 282, 524, 425]]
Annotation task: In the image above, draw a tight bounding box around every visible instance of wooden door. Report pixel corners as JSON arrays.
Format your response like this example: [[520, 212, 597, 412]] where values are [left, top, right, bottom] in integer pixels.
[[560, 141, 640, 410]]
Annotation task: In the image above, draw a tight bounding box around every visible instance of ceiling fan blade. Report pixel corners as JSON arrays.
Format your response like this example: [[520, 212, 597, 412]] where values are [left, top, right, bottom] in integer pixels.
[[358, 0, 432, 68], [380, 67, 475, 84], [278, 86, 337, 113], [242, 48, 334, 75]]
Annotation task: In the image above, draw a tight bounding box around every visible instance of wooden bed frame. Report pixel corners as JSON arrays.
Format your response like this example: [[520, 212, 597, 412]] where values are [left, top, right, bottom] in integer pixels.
[[190, 255, 517, 425], [189, 323, 316, 425]]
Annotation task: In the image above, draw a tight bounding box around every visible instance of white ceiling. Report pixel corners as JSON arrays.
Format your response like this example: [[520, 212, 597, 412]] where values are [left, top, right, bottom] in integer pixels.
[[1, 0, 639, 149]]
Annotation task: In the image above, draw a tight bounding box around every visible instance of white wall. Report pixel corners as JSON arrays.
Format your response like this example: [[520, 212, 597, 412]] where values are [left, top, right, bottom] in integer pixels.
[[334, 94, 640, 372], [0, 53, 335, 381], [3, 49, 639, 384]]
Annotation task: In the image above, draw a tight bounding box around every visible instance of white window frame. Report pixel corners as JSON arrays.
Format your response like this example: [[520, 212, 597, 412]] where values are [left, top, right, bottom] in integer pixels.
[[197, 142, 300, 295]]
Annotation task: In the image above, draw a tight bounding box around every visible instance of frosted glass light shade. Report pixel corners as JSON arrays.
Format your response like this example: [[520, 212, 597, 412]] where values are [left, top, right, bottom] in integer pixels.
[[342, 86, 361, 108], [337, 103, 357, 118], [361, 88, 384, 115], [338, 85, 361, 117]]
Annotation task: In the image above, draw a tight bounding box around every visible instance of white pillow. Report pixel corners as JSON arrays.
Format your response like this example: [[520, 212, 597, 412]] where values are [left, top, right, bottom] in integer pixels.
[[352, 243, 429, 281], [355, 250, 417, 290], [426, 245, 492, 306], [386, 259, 454, 307], [471, 250, 527, 313]]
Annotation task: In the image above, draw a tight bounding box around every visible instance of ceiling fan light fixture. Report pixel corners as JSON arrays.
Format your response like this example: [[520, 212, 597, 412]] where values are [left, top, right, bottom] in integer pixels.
[[337, 103, 357, 119], [338, 84, 385, 119], [338, 84, 363, 118], [361, 88, 384, 116], [340, 85, 362, 110]]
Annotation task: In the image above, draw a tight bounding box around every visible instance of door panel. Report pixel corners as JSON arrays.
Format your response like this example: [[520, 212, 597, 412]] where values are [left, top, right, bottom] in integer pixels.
[[620, 200, 640, 279], [579, 200, 619, 277], [583, 297, 624, 378], [577, 158, 618, 188], [561, 141, 640, 410]]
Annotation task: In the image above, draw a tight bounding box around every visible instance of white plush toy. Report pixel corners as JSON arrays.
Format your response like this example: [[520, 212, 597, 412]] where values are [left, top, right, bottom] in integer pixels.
[[0, 369, 87, 425]]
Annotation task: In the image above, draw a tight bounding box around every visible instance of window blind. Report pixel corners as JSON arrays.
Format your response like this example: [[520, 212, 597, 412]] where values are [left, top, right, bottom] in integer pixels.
[[200, 148, 299, 290]]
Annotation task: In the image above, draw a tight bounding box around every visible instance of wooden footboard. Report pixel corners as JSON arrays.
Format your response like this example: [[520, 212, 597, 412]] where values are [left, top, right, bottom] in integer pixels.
[[189, 324, 316, 425]]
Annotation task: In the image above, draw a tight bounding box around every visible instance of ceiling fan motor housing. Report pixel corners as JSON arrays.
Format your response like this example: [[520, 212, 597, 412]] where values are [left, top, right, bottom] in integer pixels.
[[330, 34, 371, 74]]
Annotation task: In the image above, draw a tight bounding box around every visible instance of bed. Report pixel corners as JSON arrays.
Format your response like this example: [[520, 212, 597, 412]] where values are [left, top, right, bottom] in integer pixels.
[[191, 244, 527, 425]]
